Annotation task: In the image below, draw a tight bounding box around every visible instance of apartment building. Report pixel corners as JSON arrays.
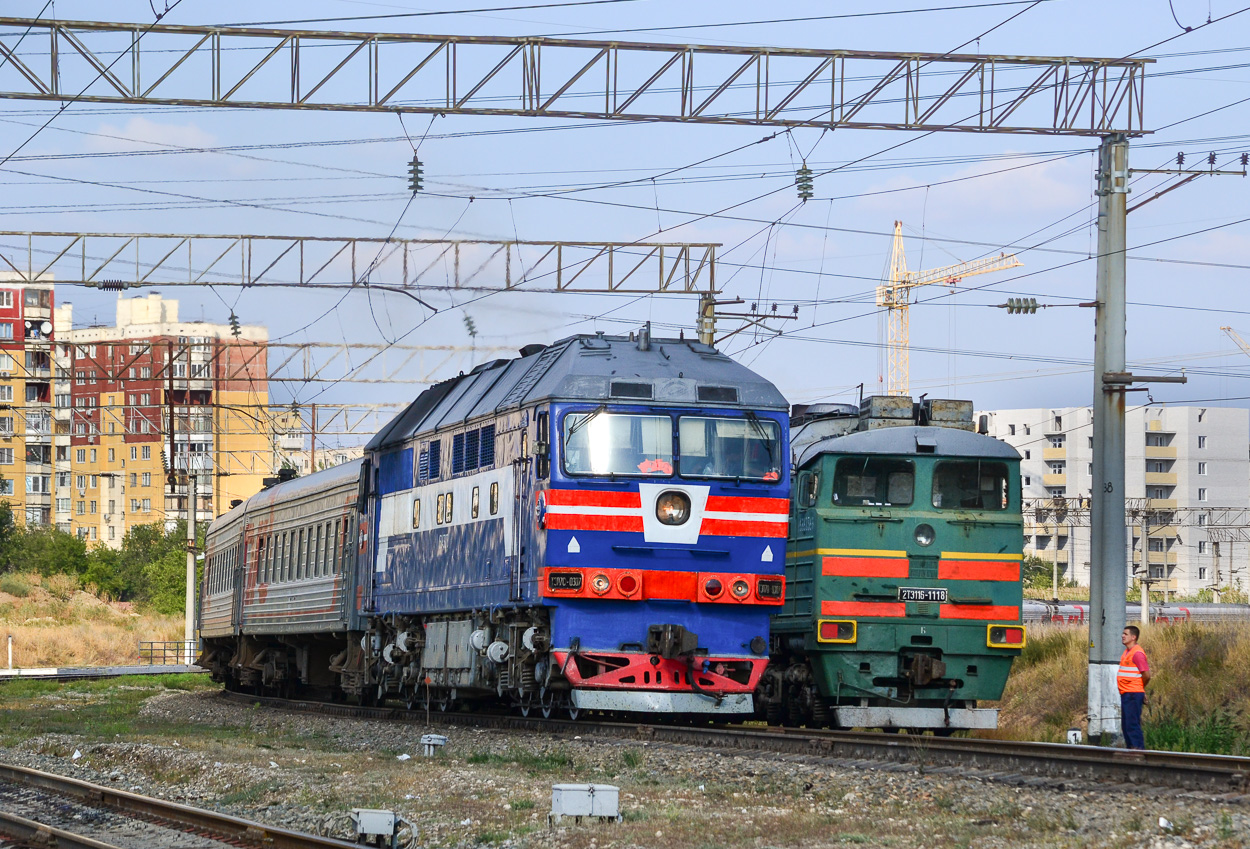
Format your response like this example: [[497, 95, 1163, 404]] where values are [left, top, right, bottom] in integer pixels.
[[0, 272, 66, 529], [979, 405, 1250, 594], [65, 293, 270, 546]]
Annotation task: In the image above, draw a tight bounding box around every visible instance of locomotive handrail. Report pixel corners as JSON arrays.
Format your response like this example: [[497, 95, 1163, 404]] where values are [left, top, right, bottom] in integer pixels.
[[823, 516, 904, 524]]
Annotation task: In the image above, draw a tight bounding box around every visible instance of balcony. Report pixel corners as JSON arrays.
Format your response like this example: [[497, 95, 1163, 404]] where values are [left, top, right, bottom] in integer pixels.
[[1144, 445, 1176, 459], [1132, 551, 1178, 566], [1146, 498, 1177, 509], [1144, 472, 1177, 486], [1043, 473, 1066, 487], [1042, 447, 1067, 460]]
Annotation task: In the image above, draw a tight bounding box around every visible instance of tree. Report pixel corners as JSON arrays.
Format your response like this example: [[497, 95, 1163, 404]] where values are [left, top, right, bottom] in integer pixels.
[[2, 526, 88, 576]]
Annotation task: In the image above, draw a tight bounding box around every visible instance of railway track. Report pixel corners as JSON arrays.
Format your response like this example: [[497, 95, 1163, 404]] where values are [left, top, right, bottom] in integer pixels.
[[221, 690, 1250, 798], [0, 763, 359, 849]]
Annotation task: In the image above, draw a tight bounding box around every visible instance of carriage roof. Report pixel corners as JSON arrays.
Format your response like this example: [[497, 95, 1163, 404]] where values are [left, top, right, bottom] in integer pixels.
[[796, 425, 1021, 469]]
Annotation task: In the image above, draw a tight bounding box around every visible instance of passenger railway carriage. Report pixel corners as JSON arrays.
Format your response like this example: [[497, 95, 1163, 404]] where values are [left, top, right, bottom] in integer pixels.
[[199, 328, 791, 717], [761, 397, 1026, 731]]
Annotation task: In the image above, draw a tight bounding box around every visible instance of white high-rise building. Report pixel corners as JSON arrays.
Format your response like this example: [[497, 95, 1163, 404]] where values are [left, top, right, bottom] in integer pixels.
[[978, 405, 1249, 595]]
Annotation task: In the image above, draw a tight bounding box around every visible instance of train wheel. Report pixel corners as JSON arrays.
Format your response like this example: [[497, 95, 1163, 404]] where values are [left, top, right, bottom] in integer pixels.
[[518, 694, 534, 717], [539, 689, 556, 719], [565, 703, 581, 721], [436, 693, 452, 712], [764, 699, 783, 726]]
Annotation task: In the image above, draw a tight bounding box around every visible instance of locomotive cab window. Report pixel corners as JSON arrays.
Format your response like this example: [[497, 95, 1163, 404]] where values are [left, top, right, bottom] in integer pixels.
[[678, 416, 781, 481], [932, 460, 1010, 510], [832, 457, 914, 506], [562, 411, 673, 477]]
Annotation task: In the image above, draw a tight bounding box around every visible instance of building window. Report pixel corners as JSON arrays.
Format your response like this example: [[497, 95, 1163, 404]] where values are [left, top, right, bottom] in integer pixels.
[[89, 449, 96, 463], [1008, 424, 1015, 436], [1048, 435, 1064, 448], [141, 472, 151, 486], [1053, 415, 1062, 430], [1046, 487, 1064, 498], [1148, 538, 1165, 552], [1198, 488, 1207, 502], [1149, 488, 1166, 499], [1048, 462, 1064, 474], [142, 445, 151, 460], [108, 526, 115, 541], [131, 499, 140, 512], [142, 498, 151, 512], [76, 501, 85, 515], [130, 446, 137, 460], [130, 473, 137, 487], [0, 479, 15, 496], [1023, 425, 1030, 435], [1198, 567, 1207, 581], [1198, 462, 1207, 475], [90, 501, 97, 514], [55, 498, 70, 512], [108, 449, 115, 462], [1088, 436, 1094, 448], [1087, 463, 1093, 475], [76, 475, 86, 489], [0, 417, 11, 435], [0, 386, 10, 403], [1198, 435, 1207, 449], [1198, 513, 1208, 526], [0, 323, 11, 340], [0, 291, 10, 308], [77, 449, 87, 463], [1198, 541, 1207, 554], [1023, 476, 1031, 486], [1023, 450, 1031, 459]]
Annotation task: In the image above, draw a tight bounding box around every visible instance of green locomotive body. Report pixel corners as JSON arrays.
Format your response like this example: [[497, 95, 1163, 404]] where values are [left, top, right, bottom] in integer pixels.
[[761, 397, 1025, 731]]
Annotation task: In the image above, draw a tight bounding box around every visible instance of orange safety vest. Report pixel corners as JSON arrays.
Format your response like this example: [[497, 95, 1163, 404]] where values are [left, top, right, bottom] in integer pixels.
[[1117, 646, 1147, 694]]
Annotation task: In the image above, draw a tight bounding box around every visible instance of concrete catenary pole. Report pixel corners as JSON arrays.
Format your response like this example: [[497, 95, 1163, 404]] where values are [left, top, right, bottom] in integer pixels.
[[185, 472, 197, 665], [1088, 133, 1129, 745]]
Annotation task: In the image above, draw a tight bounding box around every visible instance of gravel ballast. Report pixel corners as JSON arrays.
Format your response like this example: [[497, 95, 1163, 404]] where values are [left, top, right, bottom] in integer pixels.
[[0, 686, 1245, 849]]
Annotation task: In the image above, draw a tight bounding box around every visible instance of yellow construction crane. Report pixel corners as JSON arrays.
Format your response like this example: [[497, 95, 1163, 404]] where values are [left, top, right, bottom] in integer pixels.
[[877, 221, 1023, 396], [1223, 326, 1250, 357]]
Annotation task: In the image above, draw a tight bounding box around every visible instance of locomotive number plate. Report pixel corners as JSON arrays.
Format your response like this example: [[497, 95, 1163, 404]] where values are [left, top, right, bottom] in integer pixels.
[[548, 571, 584, 592], [898, 587, 947, 603]]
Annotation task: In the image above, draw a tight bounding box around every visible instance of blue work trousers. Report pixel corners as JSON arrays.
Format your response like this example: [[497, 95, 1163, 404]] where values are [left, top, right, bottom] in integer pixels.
[[1121, 691, 1145, 750]]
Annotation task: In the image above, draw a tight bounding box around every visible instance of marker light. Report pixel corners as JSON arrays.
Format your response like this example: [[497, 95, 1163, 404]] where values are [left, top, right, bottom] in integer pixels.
[[590, 573, 612, 595], [731, 579, 751, 599], [703, 578, 724, 599], [817, 620, 857, 644], [987, 624, 1026, 648]]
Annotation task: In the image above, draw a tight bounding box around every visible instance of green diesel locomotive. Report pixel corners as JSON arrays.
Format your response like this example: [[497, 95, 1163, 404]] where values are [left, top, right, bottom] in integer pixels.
[[760, 396, 1025, 732]]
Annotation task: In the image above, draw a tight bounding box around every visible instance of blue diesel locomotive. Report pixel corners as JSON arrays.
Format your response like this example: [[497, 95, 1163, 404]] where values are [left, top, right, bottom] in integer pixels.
[[199, 328, 790, 718]]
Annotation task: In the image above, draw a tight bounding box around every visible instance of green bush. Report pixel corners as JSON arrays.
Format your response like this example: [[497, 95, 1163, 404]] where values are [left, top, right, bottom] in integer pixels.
[[0, 572, 31, 597]]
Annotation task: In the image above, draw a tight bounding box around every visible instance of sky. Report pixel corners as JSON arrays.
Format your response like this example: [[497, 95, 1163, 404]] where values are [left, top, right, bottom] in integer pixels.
[[1, 1, 1248, 448]]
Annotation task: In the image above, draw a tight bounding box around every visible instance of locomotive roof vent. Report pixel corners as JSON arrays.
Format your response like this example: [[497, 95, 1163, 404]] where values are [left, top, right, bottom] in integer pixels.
[[697, 385, 739, 404], [610, 380, 653, 400], [915, 433, 938, 453], [518, 343, 546, 357]]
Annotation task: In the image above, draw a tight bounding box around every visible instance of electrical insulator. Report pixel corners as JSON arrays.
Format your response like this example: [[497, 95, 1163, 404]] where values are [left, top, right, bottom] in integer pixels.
[[408, 154, 424, 193], [795, 163, 814, 201], [1176, 152, 1185, 167], [1208, 151, 1217, 167], [1005, 297, 1039, 315], [97, 279, 130, 291], [228, 312, 241, 337], [1242, 152, 1248, 168]]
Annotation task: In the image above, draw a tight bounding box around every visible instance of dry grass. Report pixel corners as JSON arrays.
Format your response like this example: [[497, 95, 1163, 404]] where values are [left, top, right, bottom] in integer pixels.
[[988, 621, 1250, 750], [0, 572, 184, 668]]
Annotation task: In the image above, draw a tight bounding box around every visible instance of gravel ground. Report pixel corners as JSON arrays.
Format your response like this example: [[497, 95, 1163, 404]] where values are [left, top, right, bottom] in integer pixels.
[[0, 688, 1245, 849]]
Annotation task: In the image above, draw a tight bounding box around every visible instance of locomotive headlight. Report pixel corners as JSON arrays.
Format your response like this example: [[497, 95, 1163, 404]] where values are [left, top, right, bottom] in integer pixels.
[[703, 577, 724, 598], [731, 579, 751, 599], [590, 573, 612, 595], [749, 636, 768, 655], [914, 523, 935, 547], [656, 491, 691, 525]]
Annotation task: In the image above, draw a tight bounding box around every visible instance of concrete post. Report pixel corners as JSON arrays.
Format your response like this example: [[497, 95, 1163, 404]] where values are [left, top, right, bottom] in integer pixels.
[[1088, 133, 1129, 745], [185, 473, 197, 666]]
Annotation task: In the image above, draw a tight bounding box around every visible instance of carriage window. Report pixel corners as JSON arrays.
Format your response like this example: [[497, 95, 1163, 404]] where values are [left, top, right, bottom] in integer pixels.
[[324, 522, 332, 575], [832, 457, 914, 507], [802, 473, 820, 507], [932, 460, 1010, 511], [279, 532, 288, 581], [562, 412, 673, 476], [436, 494, 445, 525], [472, 486, 480, 519], [256, 537, 266, 581], [296, 528, 305, 579], [678, 416, 781, 482], [314, 525, 323, 577], [412, 498, 421, 529], [334, 519, 342, 573], [490, 482, 499, 515], [446, 492, 454, 523]]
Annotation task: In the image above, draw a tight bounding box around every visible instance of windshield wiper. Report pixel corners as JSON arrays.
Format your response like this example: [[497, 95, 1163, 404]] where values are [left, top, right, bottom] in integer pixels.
[[565, 404, 607, 439], [744, 411, 775, 461]]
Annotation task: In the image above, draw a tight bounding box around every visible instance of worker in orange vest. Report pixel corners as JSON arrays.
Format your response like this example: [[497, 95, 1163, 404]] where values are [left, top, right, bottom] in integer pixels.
[[1118, 625, 1151, 749]]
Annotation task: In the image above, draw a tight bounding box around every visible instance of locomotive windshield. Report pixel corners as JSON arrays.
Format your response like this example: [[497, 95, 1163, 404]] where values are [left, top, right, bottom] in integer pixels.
[[932, 460, 1010, 510], [562, 412, 674, 476], [831, 457, 914, 506], [677, 416, 781, 481]]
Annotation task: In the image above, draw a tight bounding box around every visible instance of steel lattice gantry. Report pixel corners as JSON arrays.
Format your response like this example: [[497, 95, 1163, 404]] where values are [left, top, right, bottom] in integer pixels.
[[0, 232, 718, 294], [0, 18, 1149, 135]]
